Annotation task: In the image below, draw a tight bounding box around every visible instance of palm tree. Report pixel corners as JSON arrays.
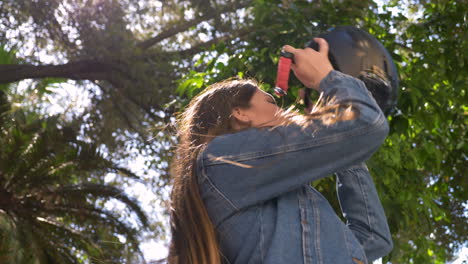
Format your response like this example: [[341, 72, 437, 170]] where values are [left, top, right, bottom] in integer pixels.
[[0, 89, 150, 263]]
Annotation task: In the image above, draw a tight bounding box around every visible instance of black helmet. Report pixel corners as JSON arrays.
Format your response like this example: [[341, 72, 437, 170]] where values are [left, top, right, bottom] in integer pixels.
[[307, 26, 399, 116]]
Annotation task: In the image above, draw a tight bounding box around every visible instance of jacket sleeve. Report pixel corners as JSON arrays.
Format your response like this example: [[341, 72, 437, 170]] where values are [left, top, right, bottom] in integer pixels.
[[335, 163, 393, 262], [200, 70, 390, 210]]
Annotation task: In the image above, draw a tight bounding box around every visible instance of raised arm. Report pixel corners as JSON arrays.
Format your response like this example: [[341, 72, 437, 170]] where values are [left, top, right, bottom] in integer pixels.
[[335, 163, 393, 262], [200, 69, 389, 209]]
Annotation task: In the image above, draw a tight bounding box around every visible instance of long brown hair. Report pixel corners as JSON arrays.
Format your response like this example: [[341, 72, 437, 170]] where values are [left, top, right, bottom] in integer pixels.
[[168, 79, 257, 264], [167, 79, 358, 264]]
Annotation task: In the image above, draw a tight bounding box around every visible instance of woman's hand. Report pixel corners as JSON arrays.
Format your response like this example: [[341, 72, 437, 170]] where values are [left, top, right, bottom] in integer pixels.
[[283, 38, 333, 91]]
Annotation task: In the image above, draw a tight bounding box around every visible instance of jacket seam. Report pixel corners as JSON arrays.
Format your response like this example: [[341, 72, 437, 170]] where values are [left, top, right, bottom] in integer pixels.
[[299, 188, 312, 264], [260, 206, 264, 264], [198, 151, 240, 211], [355, 168, 376, 248], [310, 190, 323, 264], [341, 224, 353, 262], [204, 114, 385, 166]]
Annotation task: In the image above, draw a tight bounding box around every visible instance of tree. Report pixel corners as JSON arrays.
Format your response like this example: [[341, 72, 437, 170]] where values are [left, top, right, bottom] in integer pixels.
[[0, 0, 254, 189], [0, 88, 150, 263]]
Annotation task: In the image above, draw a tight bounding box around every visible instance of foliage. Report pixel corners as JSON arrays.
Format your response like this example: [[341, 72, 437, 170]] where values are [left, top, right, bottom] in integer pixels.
[[0, 91, 149, 263], [0, 44, 17, 91]]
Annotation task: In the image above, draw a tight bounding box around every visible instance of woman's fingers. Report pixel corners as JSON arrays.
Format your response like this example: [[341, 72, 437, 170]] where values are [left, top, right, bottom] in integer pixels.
[[314, 38, 329, 56], [282, 45, 297, 54], [281, 40, 333, 90], [282, 45, 299, 70]]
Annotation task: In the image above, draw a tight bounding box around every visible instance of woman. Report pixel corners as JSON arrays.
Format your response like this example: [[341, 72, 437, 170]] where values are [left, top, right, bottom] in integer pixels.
[[168, 38, 393, 264]]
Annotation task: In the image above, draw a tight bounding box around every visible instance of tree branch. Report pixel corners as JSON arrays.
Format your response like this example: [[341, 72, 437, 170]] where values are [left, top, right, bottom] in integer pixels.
[[137, 1, 251, 50], [171, 29, 250, 57], [0, 61, 113, 84], [92, 80, 168, 124]]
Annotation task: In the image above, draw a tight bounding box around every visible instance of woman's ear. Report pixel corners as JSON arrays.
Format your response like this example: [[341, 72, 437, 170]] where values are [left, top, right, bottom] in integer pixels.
[[231, 107, 251, 123]]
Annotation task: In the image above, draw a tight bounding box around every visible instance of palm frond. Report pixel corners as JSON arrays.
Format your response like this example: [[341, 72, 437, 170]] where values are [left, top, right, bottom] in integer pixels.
[[46, 183, 149, 228], [1, 108, 150, 263], [31, 222, 81, 264], [38, 205, 140, 245], [34, 216, 103, 258], [0, 90, 11, 127]]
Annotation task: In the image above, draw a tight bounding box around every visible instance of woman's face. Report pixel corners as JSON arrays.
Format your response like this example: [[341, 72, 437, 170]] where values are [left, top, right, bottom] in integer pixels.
[[231, 88, 283, 129]]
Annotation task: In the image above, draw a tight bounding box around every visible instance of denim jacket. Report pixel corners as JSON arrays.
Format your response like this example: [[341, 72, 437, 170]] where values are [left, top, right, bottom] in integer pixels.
[[197, 71, 393, 264]]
